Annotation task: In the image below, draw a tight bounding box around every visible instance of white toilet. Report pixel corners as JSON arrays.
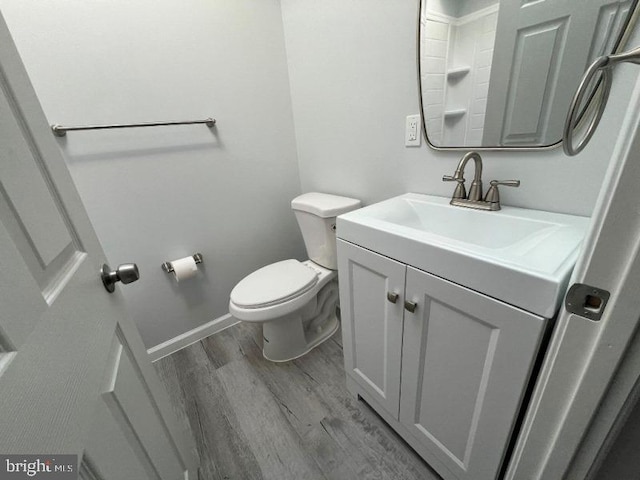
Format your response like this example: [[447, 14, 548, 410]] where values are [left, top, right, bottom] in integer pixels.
[[229, 192, 361, 362]]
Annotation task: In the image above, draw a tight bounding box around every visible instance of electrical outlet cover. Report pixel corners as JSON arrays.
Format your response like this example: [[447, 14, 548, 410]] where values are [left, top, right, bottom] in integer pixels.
[[405, 114, 421, 147]]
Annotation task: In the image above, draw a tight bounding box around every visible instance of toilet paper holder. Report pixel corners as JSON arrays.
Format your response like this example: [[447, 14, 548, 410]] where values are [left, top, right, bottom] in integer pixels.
[[162, 253, 203, 274]]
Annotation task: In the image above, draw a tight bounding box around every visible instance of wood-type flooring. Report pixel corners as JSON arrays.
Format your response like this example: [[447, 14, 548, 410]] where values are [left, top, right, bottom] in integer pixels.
[[155, 322, 440, 480]]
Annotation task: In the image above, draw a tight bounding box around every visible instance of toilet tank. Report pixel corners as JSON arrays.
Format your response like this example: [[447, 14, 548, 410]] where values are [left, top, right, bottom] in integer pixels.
[[292, 193, 361, 270]]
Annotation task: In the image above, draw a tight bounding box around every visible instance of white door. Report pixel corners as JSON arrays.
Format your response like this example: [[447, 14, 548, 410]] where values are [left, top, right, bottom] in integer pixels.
[[0, 13, 195, 479], [399, 266, 546, 480], [337, 240, 405, 419], [483, 0, 631, 146]]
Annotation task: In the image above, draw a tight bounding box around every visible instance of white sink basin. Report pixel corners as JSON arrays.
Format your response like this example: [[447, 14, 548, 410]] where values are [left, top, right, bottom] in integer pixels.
[[336, 193, 590, 318]]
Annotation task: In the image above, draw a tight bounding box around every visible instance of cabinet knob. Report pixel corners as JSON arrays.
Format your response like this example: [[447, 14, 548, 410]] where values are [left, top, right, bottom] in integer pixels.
[[404, 301, 418, 313], [387, 292, 399, 304]]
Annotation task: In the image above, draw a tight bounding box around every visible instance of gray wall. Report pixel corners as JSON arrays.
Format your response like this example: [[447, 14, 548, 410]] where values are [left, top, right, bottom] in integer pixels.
[[0, 0, 306, 348], [281, 0, 639, 218]]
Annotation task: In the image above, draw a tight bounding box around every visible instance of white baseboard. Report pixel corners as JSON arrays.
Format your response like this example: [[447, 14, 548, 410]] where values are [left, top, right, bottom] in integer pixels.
[[147, 313, 239, 362]]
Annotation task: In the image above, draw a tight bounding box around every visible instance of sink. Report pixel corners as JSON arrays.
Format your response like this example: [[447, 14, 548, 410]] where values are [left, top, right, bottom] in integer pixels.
[[336, 193, 590, 318], [369, 194, 565, 249]]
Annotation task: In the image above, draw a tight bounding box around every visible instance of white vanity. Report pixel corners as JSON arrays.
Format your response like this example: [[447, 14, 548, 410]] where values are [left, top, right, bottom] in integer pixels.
[[336, 193, 589, 480]]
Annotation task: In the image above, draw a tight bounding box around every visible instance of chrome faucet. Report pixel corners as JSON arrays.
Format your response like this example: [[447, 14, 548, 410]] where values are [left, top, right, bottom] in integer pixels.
[[443, 151, 520, 211]]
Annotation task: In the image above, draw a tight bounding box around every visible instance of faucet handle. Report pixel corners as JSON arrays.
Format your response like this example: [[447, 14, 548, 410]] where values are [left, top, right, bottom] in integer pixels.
[[442, 175, 464, 183], [485, 180, 520, 205], [443, 175, 466, 199], [490, 180, 520, 187]]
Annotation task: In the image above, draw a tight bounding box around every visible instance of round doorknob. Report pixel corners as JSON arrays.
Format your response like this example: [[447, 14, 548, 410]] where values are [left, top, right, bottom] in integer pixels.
[[101, 263, 140, 293]]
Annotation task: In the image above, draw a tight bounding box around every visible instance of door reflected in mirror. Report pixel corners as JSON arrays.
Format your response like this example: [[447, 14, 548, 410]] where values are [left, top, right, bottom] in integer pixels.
[[419, 0, 637, 149]]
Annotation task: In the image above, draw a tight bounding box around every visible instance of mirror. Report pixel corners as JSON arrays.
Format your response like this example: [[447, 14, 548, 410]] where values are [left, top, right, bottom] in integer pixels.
[[419, 0, 638, 149]]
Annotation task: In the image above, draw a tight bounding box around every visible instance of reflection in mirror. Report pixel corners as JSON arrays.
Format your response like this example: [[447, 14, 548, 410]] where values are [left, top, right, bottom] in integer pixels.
[[419, 0, 637, 149]]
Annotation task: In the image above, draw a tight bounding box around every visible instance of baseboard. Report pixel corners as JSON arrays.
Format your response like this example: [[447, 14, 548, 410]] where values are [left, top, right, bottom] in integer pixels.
[[147, 313, 239, 362]]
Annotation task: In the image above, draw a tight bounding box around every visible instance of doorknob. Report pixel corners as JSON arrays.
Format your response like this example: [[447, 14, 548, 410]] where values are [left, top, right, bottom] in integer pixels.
[[101, 263, 140, 293]]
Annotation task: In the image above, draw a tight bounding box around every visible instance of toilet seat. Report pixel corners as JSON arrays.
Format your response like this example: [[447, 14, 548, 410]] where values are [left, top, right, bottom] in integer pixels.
[[230, 259, 319, 309], [229, 260, 336, 323]]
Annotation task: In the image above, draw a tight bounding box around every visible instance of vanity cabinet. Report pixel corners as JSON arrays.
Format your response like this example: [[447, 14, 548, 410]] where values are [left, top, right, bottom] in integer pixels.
[[337, 239, 547, 480]]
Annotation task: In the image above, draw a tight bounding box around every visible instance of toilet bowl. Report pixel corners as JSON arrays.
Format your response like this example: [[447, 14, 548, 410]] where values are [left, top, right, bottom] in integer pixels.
[[229, 192, 361, 362]]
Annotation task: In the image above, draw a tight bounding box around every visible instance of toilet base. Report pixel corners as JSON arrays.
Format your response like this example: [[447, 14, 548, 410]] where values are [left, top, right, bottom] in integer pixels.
[[262, 312, 339, 363]]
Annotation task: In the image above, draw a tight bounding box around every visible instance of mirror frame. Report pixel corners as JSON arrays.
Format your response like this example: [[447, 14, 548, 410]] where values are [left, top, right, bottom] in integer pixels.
[[416, 0, 640, 151]]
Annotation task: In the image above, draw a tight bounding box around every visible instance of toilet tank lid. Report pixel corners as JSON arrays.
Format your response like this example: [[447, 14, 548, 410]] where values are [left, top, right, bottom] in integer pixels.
[[291, 192, 361, 218]]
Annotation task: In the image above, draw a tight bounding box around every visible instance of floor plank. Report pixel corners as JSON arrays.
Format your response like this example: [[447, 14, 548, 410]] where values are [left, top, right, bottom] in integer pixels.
[[216, 359, 326, 479], [155, 322, 440, 480]]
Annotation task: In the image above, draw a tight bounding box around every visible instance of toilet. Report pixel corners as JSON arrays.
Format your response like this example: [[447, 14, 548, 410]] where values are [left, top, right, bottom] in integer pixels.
[[229, 192, 361, 362]]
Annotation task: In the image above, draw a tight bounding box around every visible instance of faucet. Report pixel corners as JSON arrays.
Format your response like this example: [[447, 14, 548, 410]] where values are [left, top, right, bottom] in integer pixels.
[[443, 151, 520, 211], [443, 151, 484, 201]]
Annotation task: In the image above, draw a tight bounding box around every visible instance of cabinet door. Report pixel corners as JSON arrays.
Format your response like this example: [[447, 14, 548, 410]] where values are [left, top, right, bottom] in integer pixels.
[[337, 240, 406, 418], [400, 266, 546, 480]]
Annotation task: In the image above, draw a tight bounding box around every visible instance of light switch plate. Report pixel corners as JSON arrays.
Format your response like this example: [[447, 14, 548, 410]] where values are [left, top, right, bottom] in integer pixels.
[[405, 114, 421, 146]]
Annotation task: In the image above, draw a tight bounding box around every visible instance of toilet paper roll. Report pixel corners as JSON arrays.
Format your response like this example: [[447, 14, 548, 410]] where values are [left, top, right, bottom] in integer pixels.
[[171, 256, 198, 282]]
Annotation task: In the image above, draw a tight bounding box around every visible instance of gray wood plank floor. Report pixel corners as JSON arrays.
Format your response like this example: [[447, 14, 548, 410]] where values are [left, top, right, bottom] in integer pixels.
[[154, 322, 441, 480]]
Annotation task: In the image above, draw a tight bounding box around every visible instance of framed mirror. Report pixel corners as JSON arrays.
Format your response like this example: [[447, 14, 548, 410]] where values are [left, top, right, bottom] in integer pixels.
[[418, 0, 639, 149]]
